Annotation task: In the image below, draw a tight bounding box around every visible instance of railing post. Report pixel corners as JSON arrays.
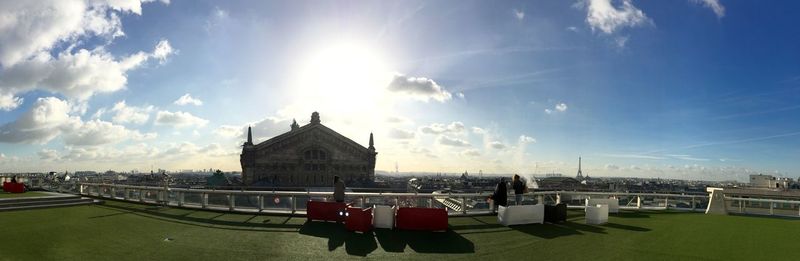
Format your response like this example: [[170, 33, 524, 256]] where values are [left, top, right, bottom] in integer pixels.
[[739, 200, 743, 213], [139, 189, 145, 202], [770, 202, 774, 215], [556, 193, 561, 204], [229, 193, 235, 211], [395, 196, 399, 207], [665, 197, 669, 210], [361, 196, 366, 208], [202, 193, 208, 209], [292, 195, 297, 214], [461, 197, 467, 215], [636, 195, 641, 209], [178, 191, 184, 207], [110, 187, 115, 199], [258, 195, 264, 212], [691, 196, 696, 211], [428, 198, 433, 208]]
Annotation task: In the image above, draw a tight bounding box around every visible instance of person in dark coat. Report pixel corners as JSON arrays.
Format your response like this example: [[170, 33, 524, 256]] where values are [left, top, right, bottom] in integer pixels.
[[489, 177, 508, 208], [512, 174, 527, 205]]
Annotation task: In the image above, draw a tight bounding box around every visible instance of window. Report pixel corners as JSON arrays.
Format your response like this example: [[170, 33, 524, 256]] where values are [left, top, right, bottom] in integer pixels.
[[320, 151, 326, 160], [305, 151, 311, 160]]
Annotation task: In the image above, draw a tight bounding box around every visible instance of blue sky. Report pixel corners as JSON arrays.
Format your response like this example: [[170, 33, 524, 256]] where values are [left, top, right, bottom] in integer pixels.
[[0, 0, 798, 181]]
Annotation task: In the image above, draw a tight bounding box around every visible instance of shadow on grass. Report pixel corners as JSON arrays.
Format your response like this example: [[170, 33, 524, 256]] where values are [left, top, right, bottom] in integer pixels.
[[511, 223, 583, 239], [299, 222, 475, 256], [603, 222, 650, 232], [93, 202, 302, 232]]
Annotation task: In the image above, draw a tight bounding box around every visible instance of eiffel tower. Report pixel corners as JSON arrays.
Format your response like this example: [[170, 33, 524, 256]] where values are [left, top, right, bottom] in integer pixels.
[[576, 157, 583, 180]]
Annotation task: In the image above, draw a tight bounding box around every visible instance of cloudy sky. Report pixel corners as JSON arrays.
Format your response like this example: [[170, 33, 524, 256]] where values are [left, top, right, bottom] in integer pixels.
[[0, 0, 798, 181]]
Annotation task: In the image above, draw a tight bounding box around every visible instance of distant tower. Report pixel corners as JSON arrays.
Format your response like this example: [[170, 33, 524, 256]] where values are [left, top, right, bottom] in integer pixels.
[[395, 161, 399, 173], [290, 119, 299, 131], [244, 126, 253, 146], [576, 157, 584, 180]]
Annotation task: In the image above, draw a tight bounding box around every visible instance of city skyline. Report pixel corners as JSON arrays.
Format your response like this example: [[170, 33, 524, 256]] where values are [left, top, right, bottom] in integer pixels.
[[1, 1, 799, 182]]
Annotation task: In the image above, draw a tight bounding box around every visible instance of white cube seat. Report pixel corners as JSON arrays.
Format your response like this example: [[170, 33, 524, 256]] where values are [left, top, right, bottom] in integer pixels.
[[373, 205, 396, 229], [586, 204, 609, 225], [497, 204, 544, 226]]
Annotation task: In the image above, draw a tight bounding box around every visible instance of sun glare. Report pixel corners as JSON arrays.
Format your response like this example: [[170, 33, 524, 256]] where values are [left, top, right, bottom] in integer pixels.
[[289, 41, 394, 122]]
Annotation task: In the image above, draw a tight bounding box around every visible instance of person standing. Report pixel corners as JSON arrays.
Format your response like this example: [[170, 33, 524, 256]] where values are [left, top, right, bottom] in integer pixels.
[[333, 176, 345, 203], [512, 174, 528, 205], [489, 177, 508, 208]]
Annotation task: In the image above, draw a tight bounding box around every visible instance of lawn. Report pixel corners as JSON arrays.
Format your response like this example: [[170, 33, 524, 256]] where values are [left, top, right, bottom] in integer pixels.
[[0, 191, 52, 199], [1, 200, 797, 260]]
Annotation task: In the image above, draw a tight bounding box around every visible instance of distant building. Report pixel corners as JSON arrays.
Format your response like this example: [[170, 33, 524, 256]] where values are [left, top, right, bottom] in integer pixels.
[[750, 174, 778, 189], [240, 112, 377, 187]]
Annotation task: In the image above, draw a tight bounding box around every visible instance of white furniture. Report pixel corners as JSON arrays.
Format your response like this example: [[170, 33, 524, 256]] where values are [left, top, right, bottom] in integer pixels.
[[587, 198, 619, 213], [497, 204, 544, 226], [585, 204, 609, 225], [373, 205, 396, 229]]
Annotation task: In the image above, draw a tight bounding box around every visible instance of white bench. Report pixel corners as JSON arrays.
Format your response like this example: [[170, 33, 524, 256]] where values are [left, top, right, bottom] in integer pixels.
[[497, 204, 544, 226], [373, 205, 396, 229], [586, 204, 609, 225], [587, 198, 619, 213]]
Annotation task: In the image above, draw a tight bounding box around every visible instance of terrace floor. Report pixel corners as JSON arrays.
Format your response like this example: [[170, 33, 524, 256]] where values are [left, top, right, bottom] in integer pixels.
[[2, 200, 797, 260]]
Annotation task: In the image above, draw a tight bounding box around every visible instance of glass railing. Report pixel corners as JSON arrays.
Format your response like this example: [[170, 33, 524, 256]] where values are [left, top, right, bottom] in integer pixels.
[[71, 183, 719, 217]]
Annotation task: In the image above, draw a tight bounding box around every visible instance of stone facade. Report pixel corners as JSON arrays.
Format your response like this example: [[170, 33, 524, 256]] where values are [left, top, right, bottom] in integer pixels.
[[240, 112, 377, 187]]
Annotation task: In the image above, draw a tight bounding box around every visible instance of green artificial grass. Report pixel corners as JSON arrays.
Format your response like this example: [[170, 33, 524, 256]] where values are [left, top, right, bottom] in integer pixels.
[[1, 200, 798, 260], [0, 191, 51, 199]]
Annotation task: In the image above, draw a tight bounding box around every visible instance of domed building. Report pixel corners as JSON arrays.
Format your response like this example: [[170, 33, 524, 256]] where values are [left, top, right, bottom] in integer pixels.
[[240, 112, 377, 187]]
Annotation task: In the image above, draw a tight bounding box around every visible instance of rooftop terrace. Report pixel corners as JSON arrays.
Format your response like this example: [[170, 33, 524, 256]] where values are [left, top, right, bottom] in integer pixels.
[[3, 199, 798, 260]]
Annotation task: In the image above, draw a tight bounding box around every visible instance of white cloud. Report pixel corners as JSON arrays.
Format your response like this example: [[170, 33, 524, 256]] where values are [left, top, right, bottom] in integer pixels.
[[387, 73, 452, 102], [174, 93, 203, 106], [513, 9, 525, 21], [0, 97, 153, 145], [518, 135, 536, 144], [152, 39, 174, 63], [438, 136, 471, 147], [420, 121, 465, 134], [0, 1, 173, 101], [556, 103, 568, 112], [62, 119, 156, 146], [489, 141, 506, 149], [155, 111, 209, 128], [0, 97, 80, 144], [472, 127, 487, 134], [567, 26, 580, 32], [214, 125, 242, 139], [614, 36, 629, 48], [605, 164, 620, 170], [0, 93, 23, 111], [546, 102, 568, 114], [582, 0, 650, 34], [461, 149, 481, 157], [38, 149, 59, 160], [110, 100, 154, 125], [388, 128, 415, 139], [691, 0, 725, 18]]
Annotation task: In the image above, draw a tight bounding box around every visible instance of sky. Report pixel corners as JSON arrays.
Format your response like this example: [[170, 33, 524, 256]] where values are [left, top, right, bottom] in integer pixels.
[[0, 0, 798, 181]]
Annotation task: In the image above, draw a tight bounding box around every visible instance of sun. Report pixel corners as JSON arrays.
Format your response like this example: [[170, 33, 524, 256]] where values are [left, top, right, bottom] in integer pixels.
[[289, 40, 394, 119]]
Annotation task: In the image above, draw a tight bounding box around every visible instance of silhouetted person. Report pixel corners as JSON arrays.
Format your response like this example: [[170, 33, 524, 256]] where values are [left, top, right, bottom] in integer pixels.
[[10, 176, 17, 183], [333, 176, 345, 203], [512, 174, 527, 205], [489, 177, 508, 208]]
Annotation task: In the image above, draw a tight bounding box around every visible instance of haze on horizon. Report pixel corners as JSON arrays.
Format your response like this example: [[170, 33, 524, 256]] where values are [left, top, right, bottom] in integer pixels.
[[0, 0, 797, 182]]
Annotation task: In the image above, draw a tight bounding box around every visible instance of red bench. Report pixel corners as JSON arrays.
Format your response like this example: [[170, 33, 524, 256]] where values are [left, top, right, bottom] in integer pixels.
[[396, 207, 448, 231], [2, 182, 25, 193], [306, 201, 350, 222], [345, 207, 373, 232]]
